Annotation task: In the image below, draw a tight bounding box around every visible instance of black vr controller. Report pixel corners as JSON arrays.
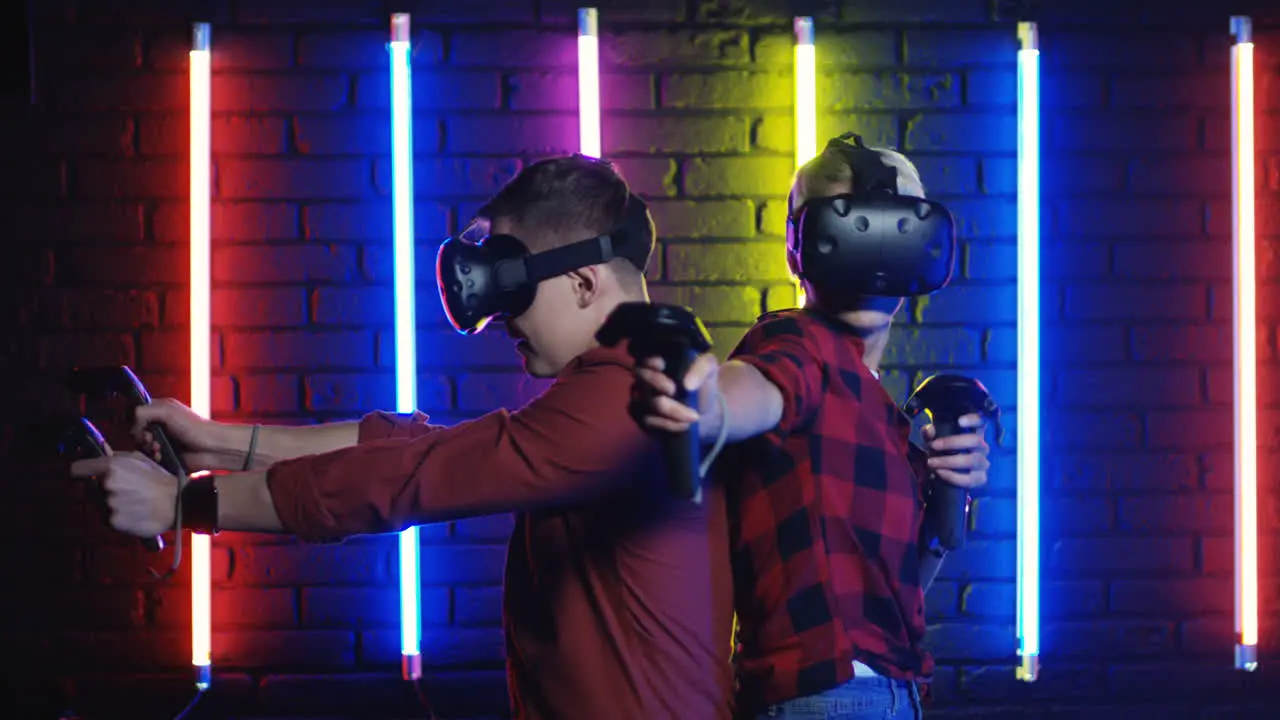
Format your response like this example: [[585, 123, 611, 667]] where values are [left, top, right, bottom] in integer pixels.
[[56, 416, 110, 460], [67, 366, 188, 553], [903, 374, 1000, 555], [54, 416, 165, 553], [596, 302, 713, 504]]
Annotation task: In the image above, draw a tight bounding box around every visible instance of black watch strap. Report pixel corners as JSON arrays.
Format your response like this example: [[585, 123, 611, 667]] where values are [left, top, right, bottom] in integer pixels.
[[181, 475, 219, 535]]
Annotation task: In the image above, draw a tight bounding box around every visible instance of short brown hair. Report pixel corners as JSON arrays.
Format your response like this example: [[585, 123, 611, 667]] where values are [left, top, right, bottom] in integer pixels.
[[480, 155, 634, 254]]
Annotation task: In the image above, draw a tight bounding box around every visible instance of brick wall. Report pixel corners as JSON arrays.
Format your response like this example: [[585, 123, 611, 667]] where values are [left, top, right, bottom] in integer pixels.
[[2, 0, 1278, 717]]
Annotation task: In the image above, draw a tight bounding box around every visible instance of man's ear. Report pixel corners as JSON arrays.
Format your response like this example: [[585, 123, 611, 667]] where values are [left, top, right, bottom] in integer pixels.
[[567, 266, 602, 308]]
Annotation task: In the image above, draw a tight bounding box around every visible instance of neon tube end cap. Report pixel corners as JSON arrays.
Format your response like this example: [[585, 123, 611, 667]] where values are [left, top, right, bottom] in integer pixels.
[[195, 664, 212, 691], [402, 653, 423, 681], [1016, 654, 1039, 683], [1235, 644, 1258, 672]]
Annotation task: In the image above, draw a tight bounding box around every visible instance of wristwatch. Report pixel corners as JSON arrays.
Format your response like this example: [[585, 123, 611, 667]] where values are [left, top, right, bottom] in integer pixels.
[[181, 476, 219, 535]]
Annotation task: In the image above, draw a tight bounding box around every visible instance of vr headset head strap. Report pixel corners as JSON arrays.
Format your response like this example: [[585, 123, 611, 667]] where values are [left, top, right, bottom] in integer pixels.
[[492, 193, 652, 289], [824, 132, 900, 196], [500, 236, 617, 287]]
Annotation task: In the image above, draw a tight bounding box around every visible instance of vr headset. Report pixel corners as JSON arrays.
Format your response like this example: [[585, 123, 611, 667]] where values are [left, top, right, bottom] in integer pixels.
[[790, 132, 957, 299], [437, 193, 655, 334]]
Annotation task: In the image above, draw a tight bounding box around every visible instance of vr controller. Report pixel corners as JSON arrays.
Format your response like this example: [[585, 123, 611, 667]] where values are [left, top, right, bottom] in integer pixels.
[[596, 302, 713, 504], [67, 366, 188, 556], [52, 416, 165, 553], [902, 374, 1000, 555]]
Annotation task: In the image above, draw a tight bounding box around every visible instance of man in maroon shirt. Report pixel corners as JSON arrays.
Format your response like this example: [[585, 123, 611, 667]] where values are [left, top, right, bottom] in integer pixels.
[[72, 156, 735, 720], [634, 140, 991, 719]]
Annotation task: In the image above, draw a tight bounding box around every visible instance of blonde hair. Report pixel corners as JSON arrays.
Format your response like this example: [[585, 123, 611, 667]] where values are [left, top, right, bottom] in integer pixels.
[[789, 145, 926, 212]]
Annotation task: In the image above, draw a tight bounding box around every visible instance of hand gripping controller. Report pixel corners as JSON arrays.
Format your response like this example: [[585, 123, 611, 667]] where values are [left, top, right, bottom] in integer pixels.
[[67, 366, 188, 556], [596, 302, 714, 503], [56, 416, 165, 553], [902, 374, 1000, 555]]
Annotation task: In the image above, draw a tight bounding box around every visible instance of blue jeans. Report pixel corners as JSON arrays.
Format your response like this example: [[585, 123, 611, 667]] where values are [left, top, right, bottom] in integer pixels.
[[756, 676, 923, 720]]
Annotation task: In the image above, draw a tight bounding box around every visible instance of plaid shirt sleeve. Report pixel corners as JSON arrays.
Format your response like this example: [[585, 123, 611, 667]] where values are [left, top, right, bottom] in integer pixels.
[[728, 313, 826, 434]]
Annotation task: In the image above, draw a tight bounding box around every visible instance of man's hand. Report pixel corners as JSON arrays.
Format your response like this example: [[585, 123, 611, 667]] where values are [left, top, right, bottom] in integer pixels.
[[633, 352, 724, 443], [70, 451, 179, 538], [133, 398, 248, 472], [922, 413, 991, 489]]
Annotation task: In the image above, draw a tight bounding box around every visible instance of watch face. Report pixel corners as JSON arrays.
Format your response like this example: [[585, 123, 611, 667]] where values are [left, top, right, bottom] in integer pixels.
[[181, 476, 220, 535]]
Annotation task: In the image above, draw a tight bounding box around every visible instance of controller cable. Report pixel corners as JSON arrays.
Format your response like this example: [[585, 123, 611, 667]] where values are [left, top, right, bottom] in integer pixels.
[[413, 679, 441, 720], [697, 390, 731, 479], [170, 690, 203, 720], [160, 429, 263, 717], [162, 466, 206, 720], [148, 468, 186, 582], [151, 427, 257, 717]]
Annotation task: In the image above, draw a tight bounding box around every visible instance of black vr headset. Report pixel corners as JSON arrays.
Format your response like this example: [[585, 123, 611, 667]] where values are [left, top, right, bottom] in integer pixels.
[[790, 132, 957, 299], [437, 193, 655, 334]]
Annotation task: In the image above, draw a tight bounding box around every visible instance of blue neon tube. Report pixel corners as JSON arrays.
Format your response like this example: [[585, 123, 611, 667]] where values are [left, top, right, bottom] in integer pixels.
[[1015, 20, 1041, 683], [389, 12, 422, 682]]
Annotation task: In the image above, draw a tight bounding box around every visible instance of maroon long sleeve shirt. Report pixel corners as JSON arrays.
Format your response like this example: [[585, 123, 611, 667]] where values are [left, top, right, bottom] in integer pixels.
[[265, 345, 735, 720]]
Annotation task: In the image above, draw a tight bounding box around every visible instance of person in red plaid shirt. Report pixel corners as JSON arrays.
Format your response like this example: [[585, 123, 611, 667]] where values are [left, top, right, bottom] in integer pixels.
[[635, 138, 992, 720]]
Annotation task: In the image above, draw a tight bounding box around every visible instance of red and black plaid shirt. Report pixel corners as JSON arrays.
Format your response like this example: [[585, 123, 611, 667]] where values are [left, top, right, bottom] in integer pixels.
[[722, 309, 933, 712]]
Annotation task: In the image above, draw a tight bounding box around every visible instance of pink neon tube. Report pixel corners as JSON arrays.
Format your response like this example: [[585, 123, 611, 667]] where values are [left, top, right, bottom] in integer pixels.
[[189, 21, 213, 690]]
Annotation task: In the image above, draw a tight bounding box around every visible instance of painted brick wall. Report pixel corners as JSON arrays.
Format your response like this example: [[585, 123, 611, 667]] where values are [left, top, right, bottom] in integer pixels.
[[2, 0, 1278, 718]]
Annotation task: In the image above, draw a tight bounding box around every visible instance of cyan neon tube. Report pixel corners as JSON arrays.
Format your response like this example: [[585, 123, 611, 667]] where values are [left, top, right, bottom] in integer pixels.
[[1015, 19, 1041, 684], [390, 11, 423, 682]]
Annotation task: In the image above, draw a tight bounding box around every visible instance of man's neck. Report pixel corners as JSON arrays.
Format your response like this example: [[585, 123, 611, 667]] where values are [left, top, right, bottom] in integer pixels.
[[809, 302, 893, 375], [582, 289, 649, 355], [860, 327, 890, 375]]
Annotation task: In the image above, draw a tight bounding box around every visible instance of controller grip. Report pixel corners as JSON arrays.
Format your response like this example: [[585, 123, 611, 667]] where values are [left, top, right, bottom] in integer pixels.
[[76, 423, 166, 554], [921, 419, 970, 553], [663, 426, 701, 502], [663, 347, 702, 503], [144, 421, 189, 547], [146, 422, 186, 478]]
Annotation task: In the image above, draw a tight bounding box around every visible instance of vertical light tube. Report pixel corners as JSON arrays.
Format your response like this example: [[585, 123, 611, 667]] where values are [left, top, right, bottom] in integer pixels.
[[390, 12, 423, 682], [793, 17, 816, 308], [577, 8, 601, 158], [1230, 14, 1258, 673], [189, 21, 213, 692], [793, 17, 817, 168], [1014, 20, 1041, 684]]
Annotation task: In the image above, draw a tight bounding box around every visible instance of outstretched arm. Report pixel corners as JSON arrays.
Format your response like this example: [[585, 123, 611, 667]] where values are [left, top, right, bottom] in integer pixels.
[[187, 412, 448, 535], [220, 421, 360, 465], [217, 411, 442, 466], [696, 360, 786, 443], [636, 315, 825, 444], [211, 355, 655, 542]]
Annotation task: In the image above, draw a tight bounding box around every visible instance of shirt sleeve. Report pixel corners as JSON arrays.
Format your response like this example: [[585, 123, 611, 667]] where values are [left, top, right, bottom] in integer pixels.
[[728, 314, 826, 434], [357, 410, 446, 442], [265, 352, 657, 542]]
